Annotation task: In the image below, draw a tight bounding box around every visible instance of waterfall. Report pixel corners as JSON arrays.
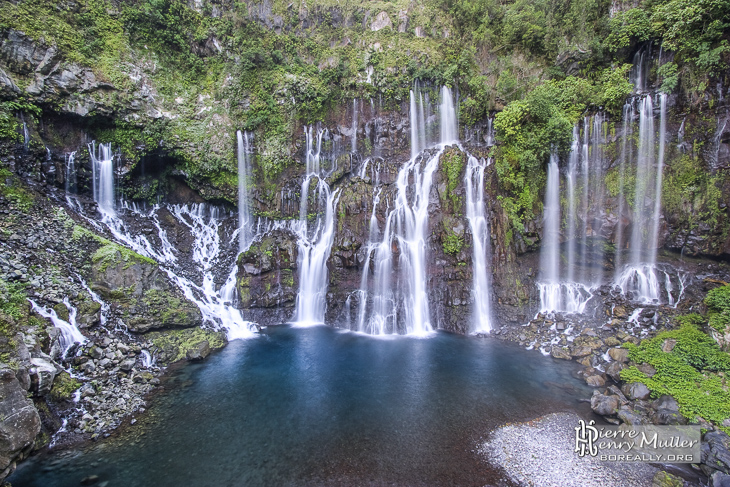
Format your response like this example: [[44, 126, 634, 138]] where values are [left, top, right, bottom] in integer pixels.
[[351, 99, 358, 153], [355, 85, 458, 335], [465, 156, 492, 333], [616, 94, 668, 303], [630, 49, 650, 93], [22, 121, 29, 152], [485, 117, 495, 147], [538, 154, 563, 312], [168, 204, 257, 339], [88, 141, 116, 216], [565, 127, 579, 283], [614, 101, 635, 279], [410, 91, 421, 159], [538, 148, 593, 314], [292, 126, 340, 325], [540, 153, 561, 286], [28, 298, 86, 357], [236, 130, 253, 253], [65, 151, 77, 194], [440, 86, 458, 143]]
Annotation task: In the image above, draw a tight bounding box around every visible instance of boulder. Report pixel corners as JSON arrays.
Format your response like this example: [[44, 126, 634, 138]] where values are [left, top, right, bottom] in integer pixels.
[[622, 382, 651, 400], [90, 243, 201, 332], [617, 408, 648, 425], [29, 357, 57, 395], [608, 347, 629, 363], [703, 430, 730, 475], [654, 408, 688, 425], [570, 345, 593, 358], [550, 346, 571, 360], [606, 361, 626, 383], [371, 12, 392, 31], [186, 340, 210, 361], [585, 375, 605, 387], [662, 339, 677, 353], [119, 359, 136, 372], [0, 368, 41, 480], [711, 471, 730, 487], [590, 391, 619, 416], [653, 395, 679, 411]]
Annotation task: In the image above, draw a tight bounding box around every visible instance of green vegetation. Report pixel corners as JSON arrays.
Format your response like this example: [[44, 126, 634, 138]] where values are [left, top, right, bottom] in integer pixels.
[[705, 285, 730, 334], [442, 232, 463, 256], [440, 149, 465, 211], [50, 372, 81, 402], [620, 316, 730, 432], [662, 155, 726, 247], [91, 243, 156, 273], [0, 279, 27, 363], [0, 167, 34, 211]]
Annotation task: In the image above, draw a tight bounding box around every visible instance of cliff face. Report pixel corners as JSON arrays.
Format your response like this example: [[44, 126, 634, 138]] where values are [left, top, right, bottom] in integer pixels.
[[0, 0, 730, 479]]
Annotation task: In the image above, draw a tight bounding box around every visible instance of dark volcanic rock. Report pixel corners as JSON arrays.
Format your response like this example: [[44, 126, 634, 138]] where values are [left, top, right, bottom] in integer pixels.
[[185, 340, 210, 361], [0, 368, 41, 479]]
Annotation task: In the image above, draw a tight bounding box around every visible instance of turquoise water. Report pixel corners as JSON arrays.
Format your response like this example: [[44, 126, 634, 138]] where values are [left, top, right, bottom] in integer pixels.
[[10, 326, 593, 486]]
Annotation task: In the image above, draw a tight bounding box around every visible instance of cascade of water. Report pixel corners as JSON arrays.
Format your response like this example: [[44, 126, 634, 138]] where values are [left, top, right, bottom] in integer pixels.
[[541, 153, 561, 285], [616, 94, 668, 304], [630, 49, 650, 93], [465, 156, 492, 333], [87, 141, 116, 216], [65, 151, 77, 194], [351, 99, 358, 153], [168, 204, 257, 339], [22, 121, 29, 152], [355, 188, 382, 332], [538, 148, 593, 314], [410, 90, 421, 159], [357, 85, 458, 334], [76, 274, 110, 328], [538, 153, 562, 311], [236, 130, 254, 253], [485, 117, 495, 146], [711, 114, 728, 171], [28, 298, 86, 357], [100, 202, 177, 263], [614, 101, 635, 279], [440, 86, 458, 144], [565, 126, 579, 283], [579, 117, 590, 285], [140, 350, 155, 368], [649, 93, 667, 264], [589, 114, 606, 286], [630, 95, 655, 263], [292, 127, 340, 325]]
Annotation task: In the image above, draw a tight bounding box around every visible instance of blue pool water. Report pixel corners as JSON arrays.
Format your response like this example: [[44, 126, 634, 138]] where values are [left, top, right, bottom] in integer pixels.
[[10, 325, 594, 486]]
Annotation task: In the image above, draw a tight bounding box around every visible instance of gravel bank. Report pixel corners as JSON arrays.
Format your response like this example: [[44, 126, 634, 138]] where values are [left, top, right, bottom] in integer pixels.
[[481, 412, 659, 486]]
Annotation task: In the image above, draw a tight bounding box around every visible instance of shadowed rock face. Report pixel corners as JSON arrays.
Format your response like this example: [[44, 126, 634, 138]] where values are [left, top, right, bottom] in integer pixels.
[[0, 368, 40, 479]]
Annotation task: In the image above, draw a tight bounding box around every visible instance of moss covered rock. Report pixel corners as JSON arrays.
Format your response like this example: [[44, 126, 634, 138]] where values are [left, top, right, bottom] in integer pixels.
[[147, 327, 227, 365], [89, 243, 201, 333]]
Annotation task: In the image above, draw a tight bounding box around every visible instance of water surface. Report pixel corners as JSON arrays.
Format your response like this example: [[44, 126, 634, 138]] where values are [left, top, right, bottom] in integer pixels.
[[11, 326, 594, 486]]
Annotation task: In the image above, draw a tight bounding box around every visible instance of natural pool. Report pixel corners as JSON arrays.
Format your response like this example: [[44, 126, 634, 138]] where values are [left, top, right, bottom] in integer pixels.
[[11, 325, 595, 487]]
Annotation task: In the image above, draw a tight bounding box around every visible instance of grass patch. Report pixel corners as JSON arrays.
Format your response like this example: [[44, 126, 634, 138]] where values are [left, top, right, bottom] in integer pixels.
[[620, 315, 730, 432]]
